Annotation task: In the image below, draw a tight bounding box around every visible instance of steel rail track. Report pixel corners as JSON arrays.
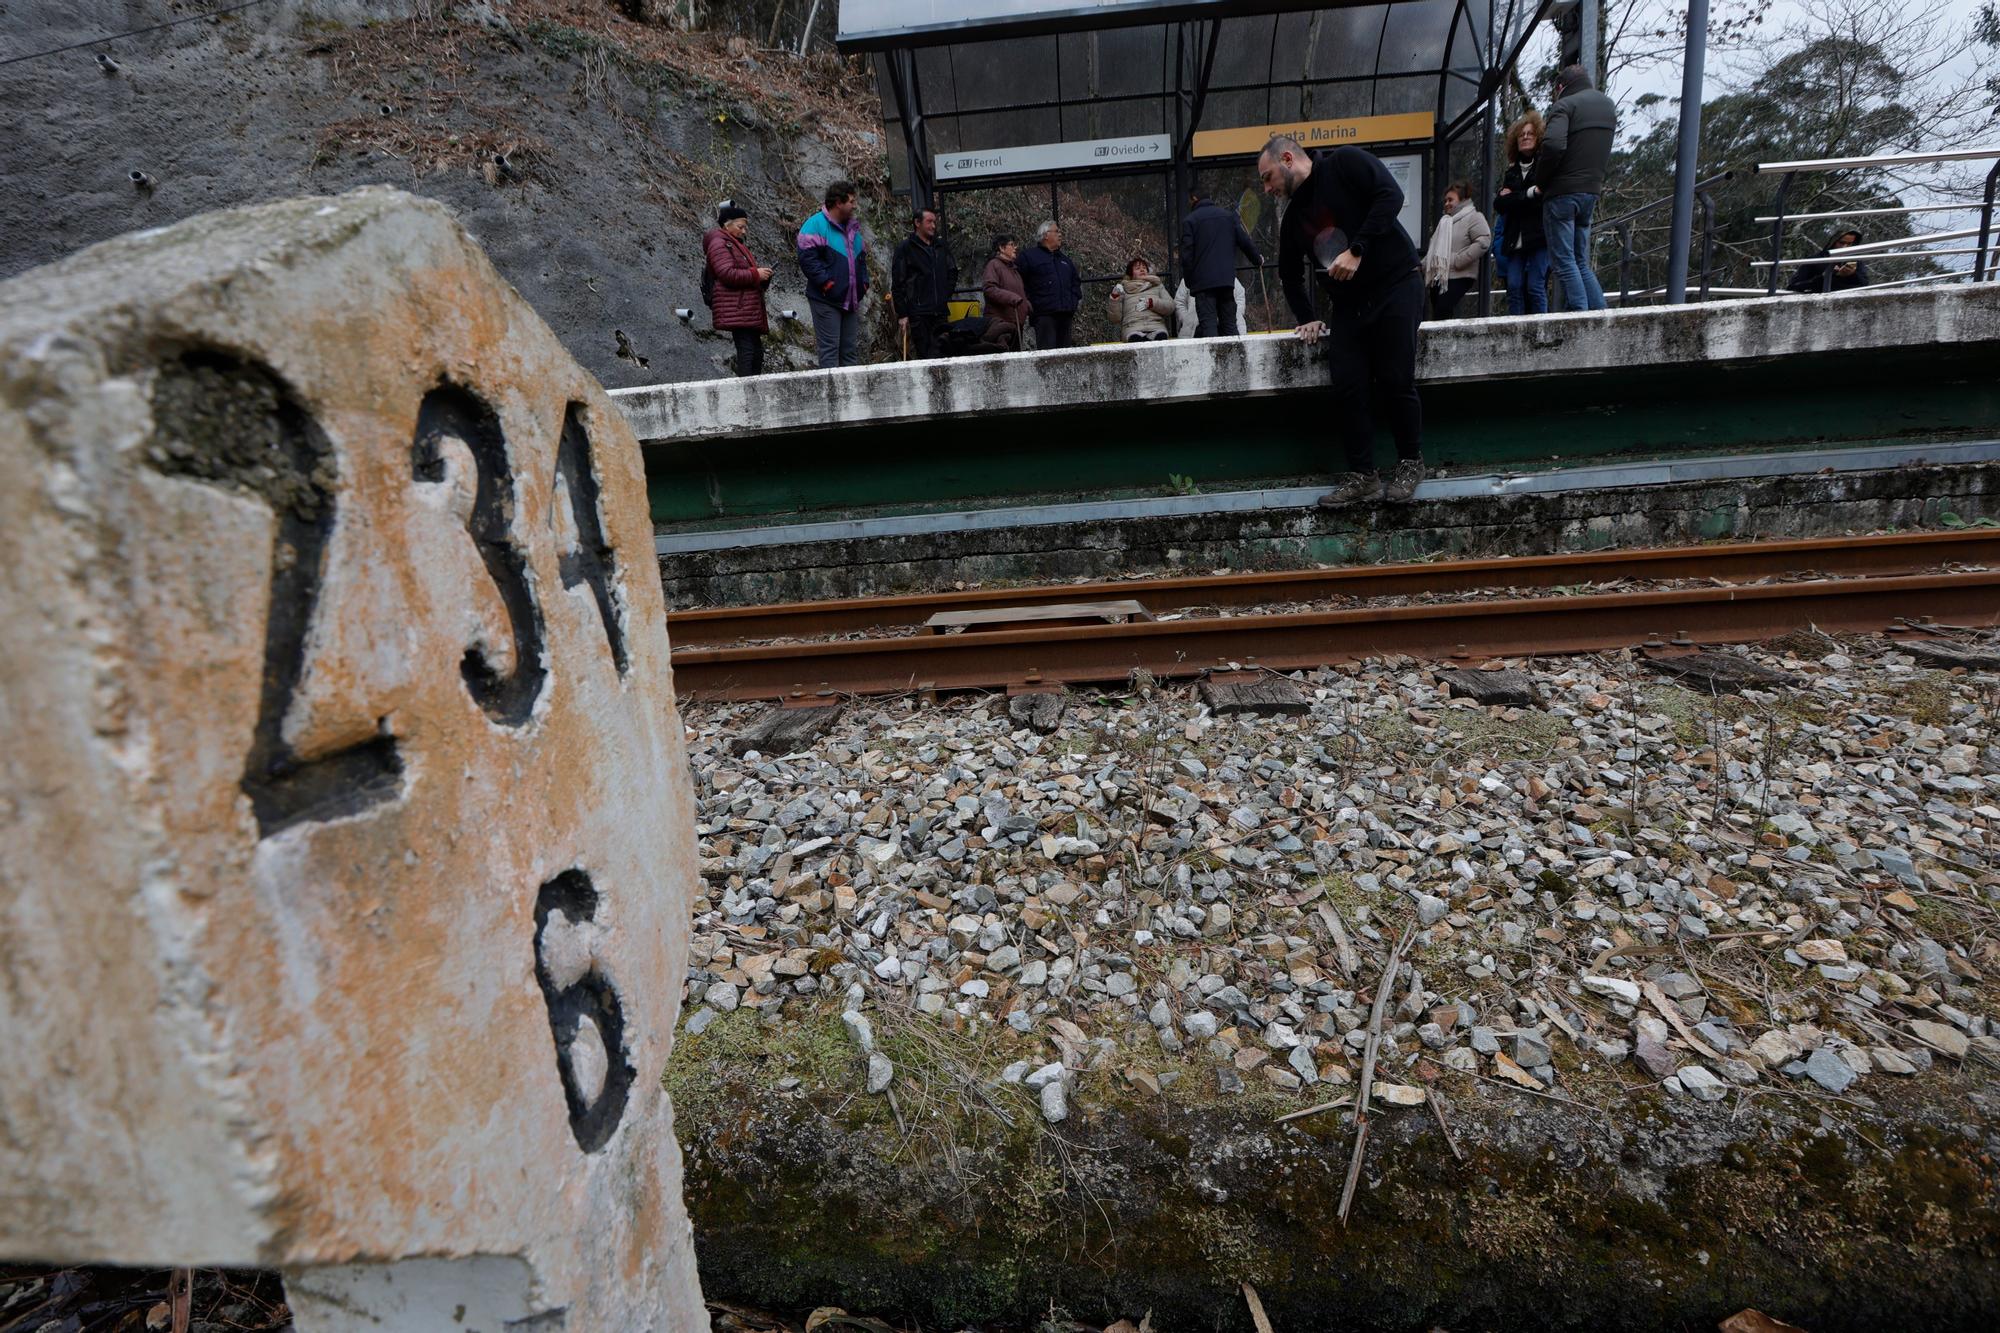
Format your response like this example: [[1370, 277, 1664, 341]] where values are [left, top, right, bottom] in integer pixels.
[[665, 529, 2000, 646], [669, 569, 2000, 702]]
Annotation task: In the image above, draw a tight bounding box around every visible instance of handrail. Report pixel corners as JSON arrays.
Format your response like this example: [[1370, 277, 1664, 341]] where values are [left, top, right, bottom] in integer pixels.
[[1755, 146, 2000, 174], [1825, 226, 1984, 256], [1603, 176, 1727, 304], [1599, 171, 1733, 229], [1761, 148, 2000, 294], [1823, 270, 1967, 292], [1752, 201, 1982, 224], [1755, 246, 1987, 267]]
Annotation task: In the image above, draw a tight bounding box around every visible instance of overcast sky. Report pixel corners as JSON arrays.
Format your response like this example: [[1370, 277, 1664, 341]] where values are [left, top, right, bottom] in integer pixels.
[[1543, 0, 1993, 126]]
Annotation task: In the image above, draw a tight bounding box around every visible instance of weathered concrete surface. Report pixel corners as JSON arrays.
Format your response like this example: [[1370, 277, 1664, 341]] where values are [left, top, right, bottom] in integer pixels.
[[0, 189, 705, 1328], [614, 284, 2000, 445], [659, 457, 2000, 606]]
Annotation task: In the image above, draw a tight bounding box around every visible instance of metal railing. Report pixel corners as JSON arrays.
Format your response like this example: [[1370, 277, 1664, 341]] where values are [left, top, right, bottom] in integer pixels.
[[1754, 146, 2000, 295], [1595, 171, 1733, 305]]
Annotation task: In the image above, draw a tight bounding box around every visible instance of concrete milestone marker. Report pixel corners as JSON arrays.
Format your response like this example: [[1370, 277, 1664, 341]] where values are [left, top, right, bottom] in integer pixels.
[[0, 189, 706, 1329]]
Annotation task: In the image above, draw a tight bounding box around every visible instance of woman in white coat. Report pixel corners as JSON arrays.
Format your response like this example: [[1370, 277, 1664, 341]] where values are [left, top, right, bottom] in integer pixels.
[[1421, 180, 1492, 320]]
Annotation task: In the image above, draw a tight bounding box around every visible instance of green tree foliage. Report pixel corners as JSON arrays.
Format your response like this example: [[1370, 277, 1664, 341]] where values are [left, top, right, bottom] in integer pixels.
[[1592, 0, 1995, 297], [1981, 4, 2000, 118]]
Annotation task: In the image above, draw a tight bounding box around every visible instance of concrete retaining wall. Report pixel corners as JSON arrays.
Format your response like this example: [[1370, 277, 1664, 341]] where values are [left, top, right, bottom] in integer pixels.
[[659, 459, 2000, 606]]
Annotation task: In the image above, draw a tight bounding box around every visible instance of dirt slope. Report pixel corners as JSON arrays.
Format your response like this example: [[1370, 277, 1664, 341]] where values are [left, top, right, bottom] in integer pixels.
[[1, 0, 886, 386]]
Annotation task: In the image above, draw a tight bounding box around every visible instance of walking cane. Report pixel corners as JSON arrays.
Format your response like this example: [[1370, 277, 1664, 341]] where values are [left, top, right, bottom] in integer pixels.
[[1256, 266, 1276, 332]]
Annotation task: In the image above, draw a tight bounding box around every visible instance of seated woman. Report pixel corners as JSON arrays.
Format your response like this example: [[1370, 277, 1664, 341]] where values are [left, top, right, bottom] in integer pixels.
[[1109, 257, 1172, 341], [980, 234, 1031, 351], [1788, 229, 1870, 294]]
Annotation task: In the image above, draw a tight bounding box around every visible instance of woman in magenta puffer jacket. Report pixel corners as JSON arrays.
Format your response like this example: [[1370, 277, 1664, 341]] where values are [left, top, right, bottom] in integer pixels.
[[702, 203, 773, 375]]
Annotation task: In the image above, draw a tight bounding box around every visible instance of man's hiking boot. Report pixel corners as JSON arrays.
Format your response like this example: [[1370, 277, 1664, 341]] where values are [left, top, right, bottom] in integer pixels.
[[1315, 471, 1381, 508], [1382, 459, 1426, 503]]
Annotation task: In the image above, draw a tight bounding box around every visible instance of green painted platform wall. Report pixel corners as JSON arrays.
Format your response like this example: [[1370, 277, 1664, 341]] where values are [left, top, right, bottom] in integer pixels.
[[646, 344, 2000, 526]]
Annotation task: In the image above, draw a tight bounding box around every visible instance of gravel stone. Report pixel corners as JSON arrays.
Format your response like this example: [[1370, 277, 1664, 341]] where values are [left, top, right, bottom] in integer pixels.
[[1805, 1046, 1859, 1093], [677, 644, 1999, 1132], [1677, 1065, 1727, 1101]]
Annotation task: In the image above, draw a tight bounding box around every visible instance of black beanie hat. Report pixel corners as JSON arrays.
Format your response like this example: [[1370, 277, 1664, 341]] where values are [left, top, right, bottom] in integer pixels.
[[718, 203, 748, 225]]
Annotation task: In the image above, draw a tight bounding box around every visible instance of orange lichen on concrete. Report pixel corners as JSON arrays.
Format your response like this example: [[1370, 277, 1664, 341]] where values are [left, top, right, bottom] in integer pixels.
[[0, 188, 705, 1330]]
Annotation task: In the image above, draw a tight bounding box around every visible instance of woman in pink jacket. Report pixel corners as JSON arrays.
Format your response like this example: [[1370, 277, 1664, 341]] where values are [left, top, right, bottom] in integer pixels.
[[702, 203, 774, 375]]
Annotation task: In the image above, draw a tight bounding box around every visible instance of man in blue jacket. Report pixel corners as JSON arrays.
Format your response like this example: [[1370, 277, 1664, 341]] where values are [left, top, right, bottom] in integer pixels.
[[1181, 192, 1262, 336], [1016, 221, 1082, 349], [797, 180, 869, 368]]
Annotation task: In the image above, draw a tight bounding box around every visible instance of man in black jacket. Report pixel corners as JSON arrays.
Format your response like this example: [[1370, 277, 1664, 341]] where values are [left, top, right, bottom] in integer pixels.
[[1259, 136, 1426, 505], [1536, 63, 1617, 311], [891, 207, 959, 359], [1181, 192, 1262, 336]]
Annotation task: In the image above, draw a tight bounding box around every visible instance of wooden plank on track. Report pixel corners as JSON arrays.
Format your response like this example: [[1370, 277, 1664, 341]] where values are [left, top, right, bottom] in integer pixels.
[[731, 703, 841, 756], [1641, 651, 1799, 694], [927, 600, 1150, 633], [1902, 639, 2000, 670], [1007, 691, 1068, 734], [1200, 672, 1309, 715], [1439, 667, 1542, 707]]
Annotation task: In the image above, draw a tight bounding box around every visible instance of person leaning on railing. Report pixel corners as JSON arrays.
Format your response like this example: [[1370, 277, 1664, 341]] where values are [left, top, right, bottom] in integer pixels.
[[1787, 228, 1871, 294], [1258, 134, 1427, 509]]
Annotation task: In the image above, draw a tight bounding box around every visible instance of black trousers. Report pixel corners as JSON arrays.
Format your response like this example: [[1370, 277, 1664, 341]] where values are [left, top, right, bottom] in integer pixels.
[[1430, 277, 1476, 320], [1327, 269, 1424, 474], [1194, 286, 1239, 336], [905, 312, 945, 359], [1032, 310, 1075, 349], [730, 329, 764, 376]]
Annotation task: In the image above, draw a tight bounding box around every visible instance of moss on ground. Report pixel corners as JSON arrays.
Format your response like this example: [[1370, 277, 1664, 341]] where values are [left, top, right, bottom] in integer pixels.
[[663, 998, 2000, 1331]]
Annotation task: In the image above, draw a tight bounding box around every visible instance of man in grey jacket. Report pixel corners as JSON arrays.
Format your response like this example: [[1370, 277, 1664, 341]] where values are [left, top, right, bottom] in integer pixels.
[[1535, 63, 1616, 311]]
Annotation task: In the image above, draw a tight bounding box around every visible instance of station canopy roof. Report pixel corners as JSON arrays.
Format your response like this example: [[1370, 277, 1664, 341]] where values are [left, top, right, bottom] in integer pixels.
[[844, 1, 1552, 194]]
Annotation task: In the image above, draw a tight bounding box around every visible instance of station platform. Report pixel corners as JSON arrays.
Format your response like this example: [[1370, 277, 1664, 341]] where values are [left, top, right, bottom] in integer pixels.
[[613, 287, 2000, 605]]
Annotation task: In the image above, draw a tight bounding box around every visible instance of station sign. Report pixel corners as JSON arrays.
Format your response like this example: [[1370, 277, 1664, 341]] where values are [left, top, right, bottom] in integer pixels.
[[936, 133, 1173, 181], [1191, 112, 1435, 159]]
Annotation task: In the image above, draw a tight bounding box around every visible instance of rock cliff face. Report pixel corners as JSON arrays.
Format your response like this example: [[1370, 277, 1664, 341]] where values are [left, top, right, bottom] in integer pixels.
[[1, 1, 884, 386]]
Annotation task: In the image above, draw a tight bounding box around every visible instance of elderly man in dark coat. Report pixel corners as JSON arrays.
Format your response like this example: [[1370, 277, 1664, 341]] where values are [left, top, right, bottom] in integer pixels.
[[1180, 191, 1263, 336]]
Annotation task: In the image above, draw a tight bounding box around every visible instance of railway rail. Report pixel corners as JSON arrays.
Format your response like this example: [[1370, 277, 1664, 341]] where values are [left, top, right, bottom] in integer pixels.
[[666, 529, 2000, 645], [666, 531, 2000, 702]]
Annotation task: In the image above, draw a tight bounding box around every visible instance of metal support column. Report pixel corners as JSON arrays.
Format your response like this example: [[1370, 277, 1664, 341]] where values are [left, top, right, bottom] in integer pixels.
[[1477, 82, 1497, 315], [1977, 160, 2000, 282], [887, 49, 933, 209], [1169, 21, 1219, 287], [1580, 0, 1599, 84], [1664, 0, 1709, 304], [1696, 189, 1717, 298], [1171, 23, 1189, 284], [1764, 174, 1794, 296]]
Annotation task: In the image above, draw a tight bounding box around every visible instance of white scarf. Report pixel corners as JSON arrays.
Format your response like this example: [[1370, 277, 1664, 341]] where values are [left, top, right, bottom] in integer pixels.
[[1422, 207, 1456, 292]]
